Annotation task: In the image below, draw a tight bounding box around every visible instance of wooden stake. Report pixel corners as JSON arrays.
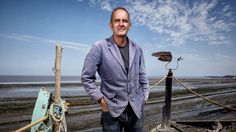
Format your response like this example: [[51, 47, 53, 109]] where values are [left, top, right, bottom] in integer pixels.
[[53, 45, 63, 132], [55, 45, 62, 103]]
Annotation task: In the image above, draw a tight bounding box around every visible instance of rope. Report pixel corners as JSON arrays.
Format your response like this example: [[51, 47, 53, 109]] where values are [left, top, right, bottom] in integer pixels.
[[50, 102, 64, 122], [174, 76, 236, 112], [49, 102, 67, 132], [150, 76, 167, 89]]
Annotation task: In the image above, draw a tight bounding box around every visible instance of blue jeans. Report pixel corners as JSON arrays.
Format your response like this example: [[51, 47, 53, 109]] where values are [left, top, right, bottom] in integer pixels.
[[100, 105, 144, 132]]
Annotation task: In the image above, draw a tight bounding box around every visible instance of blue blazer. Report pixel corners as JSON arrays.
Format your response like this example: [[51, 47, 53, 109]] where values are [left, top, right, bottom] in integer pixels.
[[81, 36, 150, 118]]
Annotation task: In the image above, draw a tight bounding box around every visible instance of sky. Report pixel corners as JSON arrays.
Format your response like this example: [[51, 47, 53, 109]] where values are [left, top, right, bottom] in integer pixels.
[[0, 0, 236, 77]]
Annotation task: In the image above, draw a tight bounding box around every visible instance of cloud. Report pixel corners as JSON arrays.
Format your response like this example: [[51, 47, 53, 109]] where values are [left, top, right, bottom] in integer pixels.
[[100, 0, 112, 11], [0, 33, 90, 50], [88, 0, 112, 11], [127, 0, 235, 46], [88, 0, 236, 46]]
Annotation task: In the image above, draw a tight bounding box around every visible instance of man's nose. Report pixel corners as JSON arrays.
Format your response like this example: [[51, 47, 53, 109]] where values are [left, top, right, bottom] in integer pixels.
[[118, 21, 124, 26]]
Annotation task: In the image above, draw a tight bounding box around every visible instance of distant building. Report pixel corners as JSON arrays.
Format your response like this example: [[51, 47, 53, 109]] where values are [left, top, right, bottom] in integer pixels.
[[224, 75, 236, 79]]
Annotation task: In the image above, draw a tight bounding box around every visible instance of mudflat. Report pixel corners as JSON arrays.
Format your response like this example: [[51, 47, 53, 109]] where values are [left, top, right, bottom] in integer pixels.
[[0, 77, 236, 131]]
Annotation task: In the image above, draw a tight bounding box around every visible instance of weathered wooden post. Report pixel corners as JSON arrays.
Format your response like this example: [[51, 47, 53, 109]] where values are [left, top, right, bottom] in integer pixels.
[[53, 44, 63, 131], [55, 45, 62, 103], [162, 69, 173, 127]]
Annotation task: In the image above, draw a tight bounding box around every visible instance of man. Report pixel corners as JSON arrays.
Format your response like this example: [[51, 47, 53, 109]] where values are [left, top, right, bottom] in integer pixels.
[[81, 7, 150, 132]]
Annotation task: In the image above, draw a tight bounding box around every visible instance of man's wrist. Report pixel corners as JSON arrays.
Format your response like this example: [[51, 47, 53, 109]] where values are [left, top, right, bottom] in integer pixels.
[[98, 97, 104, 103]]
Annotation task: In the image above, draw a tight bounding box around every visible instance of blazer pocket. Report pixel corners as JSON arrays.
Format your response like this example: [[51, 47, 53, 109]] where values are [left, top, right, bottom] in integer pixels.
[[103, 91, 116, 100]]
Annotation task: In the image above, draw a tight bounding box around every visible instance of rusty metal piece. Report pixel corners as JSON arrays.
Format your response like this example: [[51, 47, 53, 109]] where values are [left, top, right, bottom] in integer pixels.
[[152, 51, 172, 62]]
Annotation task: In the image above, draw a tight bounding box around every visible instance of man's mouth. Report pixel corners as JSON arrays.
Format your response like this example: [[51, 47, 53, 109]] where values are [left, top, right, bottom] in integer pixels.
[[117, 29, 125, 31]]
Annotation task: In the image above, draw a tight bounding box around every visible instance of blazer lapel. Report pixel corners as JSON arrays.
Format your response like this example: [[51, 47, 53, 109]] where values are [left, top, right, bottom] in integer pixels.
[[107, 37, 127, 74], [129, 39, 136, 70]]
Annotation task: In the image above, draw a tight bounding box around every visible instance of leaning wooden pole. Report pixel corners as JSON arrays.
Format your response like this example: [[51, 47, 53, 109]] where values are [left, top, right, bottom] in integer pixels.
[[55, 45, 62, 103], [16, 115, 49, 132]]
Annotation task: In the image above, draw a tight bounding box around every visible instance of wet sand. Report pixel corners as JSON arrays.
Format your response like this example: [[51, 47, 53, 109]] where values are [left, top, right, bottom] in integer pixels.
[[0, 77, 236, 131]]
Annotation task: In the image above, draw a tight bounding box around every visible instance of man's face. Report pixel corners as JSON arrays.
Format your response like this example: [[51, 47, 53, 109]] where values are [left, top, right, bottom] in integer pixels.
[[110, 9, 131, 37]]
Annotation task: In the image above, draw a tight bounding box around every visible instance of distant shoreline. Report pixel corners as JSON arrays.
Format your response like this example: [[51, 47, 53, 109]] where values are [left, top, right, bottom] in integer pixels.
[[1, 75, 235, 88], [0, 82, 84, 88]]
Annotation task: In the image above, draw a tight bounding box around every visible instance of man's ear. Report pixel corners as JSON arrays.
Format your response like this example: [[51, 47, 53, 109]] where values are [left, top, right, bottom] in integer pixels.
[[128, 23, 131, 30], [109, 23, 113, 30]]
